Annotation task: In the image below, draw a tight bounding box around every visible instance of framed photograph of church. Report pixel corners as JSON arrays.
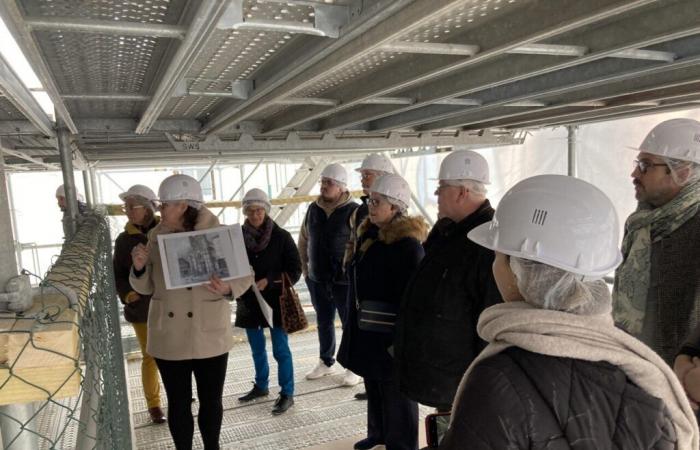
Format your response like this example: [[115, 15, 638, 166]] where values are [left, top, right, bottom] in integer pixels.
[[157, 224, 251, 290]]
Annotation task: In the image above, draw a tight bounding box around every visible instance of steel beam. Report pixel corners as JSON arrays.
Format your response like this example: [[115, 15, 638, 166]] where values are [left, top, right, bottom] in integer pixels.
[[0, 1, 78, 133], [136, 0, 231, 134], [507, 43, 588, 57], [24, 16, 187, 39], [415, 53, 700, 131], [361, 2, 700, 133], [0, 147, 59, 170], [567, 125, 578, 177], [260, 0, 658, 134], [0, 54, 54, 137], [62, 94, 150, 101], [379, 42, 480, 56], [201, 0, 452, 134]]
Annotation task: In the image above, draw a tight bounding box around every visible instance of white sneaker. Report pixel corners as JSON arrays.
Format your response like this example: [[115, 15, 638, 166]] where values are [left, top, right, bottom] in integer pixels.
[[342, 369, 361, 386], [305, 360, 338, 380]]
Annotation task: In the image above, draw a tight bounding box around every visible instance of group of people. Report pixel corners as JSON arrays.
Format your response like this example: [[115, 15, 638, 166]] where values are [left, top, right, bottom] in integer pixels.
[[52, 117, 700, 450]]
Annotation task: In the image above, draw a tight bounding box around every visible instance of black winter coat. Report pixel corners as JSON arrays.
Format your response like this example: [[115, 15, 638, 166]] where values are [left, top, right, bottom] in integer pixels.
[[113, 219, 158, 323], [394, 201, 501, 408], [439, 347, 677, 449], [337, 216, 427, 380], [234, 221, 302, 329]]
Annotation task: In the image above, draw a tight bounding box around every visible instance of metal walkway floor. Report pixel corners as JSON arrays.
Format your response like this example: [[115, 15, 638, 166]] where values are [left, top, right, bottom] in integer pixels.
[[129, 328, 429, 449]]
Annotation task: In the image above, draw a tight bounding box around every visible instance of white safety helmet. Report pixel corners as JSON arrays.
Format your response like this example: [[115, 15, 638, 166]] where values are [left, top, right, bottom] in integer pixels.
[[321, 163, 348, 185], [468, 174, 622, 278], [355, 154, 394, 174], [157, 174, 203, 203], [437, 150, 490, 184], [119, 184, 157, 202], [55, 184, 85, 202], [371, 174, 411, 209], [242, 188, 271, 214], [633, 118, 700, 164]]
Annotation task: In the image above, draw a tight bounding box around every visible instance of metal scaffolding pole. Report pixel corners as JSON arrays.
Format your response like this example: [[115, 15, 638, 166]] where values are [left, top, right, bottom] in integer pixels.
[[57, 123, 78, 238], [82, 170, 93, 207], [0, 144, 38, 450], [0, 150, 16, 289], [567, 125, 578, 178], [88, 167, 100, 204]]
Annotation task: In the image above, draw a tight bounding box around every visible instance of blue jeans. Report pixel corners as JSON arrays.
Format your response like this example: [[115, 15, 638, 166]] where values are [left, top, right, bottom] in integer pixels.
[[245, 327, 294, 396], [306, 278, 349, 367]]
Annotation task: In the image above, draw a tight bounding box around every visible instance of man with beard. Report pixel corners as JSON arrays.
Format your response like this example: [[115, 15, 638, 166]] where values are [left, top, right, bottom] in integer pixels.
[[613, 118, 700, 365], [298, 163, 361, 385]]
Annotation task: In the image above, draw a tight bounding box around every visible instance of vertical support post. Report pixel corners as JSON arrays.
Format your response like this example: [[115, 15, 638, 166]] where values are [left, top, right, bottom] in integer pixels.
[[0, 150, 17, 289], [75, 347, 99, 450], [567, 125, 578, 178], [89, 167, 100, 204], [57, 123, 78, 237], [0, 403, 39, 450], [82, 170, 93, 207]]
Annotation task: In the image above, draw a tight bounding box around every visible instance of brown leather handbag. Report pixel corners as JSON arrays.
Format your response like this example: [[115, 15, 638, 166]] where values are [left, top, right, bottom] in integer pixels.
[[279, 273, 308, 334]]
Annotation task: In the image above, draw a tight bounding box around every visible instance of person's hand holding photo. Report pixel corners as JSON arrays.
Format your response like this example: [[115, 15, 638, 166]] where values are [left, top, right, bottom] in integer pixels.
[[206, 274, 232, 297]]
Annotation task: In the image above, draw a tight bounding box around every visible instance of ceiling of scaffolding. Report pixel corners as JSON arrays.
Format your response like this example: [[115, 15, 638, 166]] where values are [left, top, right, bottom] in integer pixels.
[[1, 0, 700, 170]]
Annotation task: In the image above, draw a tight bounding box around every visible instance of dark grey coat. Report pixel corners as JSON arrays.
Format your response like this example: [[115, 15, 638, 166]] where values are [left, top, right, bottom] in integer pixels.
[[439, 347, 677, 449], [640, 211, 700, 364]]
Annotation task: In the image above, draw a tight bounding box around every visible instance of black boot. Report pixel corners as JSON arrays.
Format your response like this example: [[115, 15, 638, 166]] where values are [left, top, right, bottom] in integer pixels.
[[353, 437, 384, 450], [271, 394, 294, 415], [354, 391, 368, 400], [238, 384, 269, 402]]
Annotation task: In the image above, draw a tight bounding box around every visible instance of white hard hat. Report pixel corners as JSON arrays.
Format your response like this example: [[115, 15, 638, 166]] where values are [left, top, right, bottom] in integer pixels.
[[157, 174, 203, 203], [321, 163, 348, 185], [119, 184, 157, 202], [55, 184, 85, 202], [355, 154, 394, 174], [633, 118, 700, 164], [437, 150, 490, 184], [242, 188, 271, 213], [371, 173, 411, 207], [468, 175, 622, 278]]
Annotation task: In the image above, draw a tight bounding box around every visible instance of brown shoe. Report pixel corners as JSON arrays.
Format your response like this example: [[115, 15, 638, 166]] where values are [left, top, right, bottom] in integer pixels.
[[148, 407, 166, 424]]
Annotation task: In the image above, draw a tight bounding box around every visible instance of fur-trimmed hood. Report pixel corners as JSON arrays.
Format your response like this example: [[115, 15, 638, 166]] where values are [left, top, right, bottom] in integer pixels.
[[358, 215, 429, 245]]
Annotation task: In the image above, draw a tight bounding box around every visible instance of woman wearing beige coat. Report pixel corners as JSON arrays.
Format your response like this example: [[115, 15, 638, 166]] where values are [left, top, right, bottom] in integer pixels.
[[130, 174, 252, 450]]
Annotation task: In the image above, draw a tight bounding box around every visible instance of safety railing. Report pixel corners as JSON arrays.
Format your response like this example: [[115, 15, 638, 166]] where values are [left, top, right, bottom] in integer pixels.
[[0, 211, 131, 449]]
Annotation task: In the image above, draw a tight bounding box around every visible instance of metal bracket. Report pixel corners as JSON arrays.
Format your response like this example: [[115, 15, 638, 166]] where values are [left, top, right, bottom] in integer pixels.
[[174, 78, 253, 99], [218, 0, 347, 38]]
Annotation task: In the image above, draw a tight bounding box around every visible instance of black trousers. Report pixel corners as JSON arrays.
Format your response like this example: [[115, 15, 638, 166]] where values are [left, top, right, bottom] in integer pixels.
[[155, 353, 228, 450], [365, 377, 419, 450]]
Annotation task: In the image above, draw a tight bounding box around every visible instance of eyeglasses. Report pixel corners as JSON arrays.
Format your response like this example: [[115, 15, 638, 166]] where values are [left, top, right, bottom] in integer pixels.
[[633, 159, 668, 174], [368, 197, 384, 207], [120, 204, 146, 213]]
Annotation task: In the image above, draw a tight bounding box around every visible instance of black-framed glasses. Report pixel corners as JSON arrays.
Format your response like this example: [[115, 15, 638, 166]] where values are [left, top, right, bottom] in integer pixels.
[[633, 159, 668, 174]]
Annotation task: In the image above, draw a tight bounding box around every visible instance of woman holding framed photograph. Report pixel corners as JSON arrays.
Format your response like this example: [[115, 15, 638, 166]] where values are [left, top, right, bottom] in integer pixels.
[[234, 188, 302, 415], [130, 174, 252, 450]]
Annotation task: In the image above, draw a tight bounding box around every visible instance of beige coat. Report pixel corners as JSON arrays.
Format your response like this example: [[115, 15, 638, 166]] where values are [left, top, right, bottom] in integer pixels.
[[130, 207, 253, 361]]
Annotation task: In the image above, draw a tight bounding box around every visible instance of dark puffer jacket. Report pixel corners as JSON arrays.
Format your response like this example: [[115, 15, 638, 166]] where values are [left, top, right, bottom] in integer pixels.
[[439, 347, 677, 449], [113, 218, 158, 323], [234, 221, 302, 329], [394, 201, 501, 408], [337, 215, 427, 380]]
